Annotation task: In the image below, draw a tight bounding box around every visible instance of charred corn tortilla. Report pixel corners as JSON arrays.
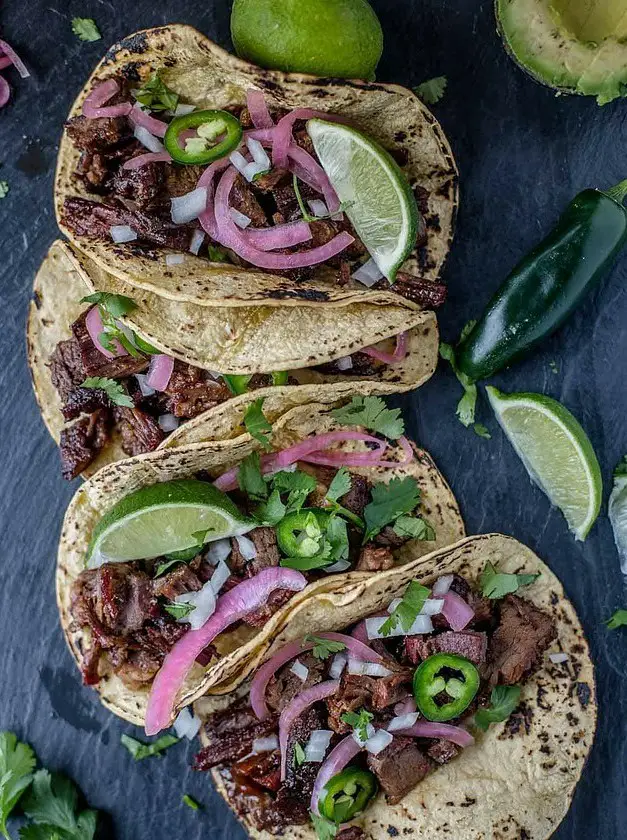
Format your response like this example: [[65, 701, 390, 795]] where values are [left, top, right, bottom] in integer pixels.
[[54, 24, 458, 309], [195, 533, 596, 840], [56, 401, 464, 726], [28, 240, 438, 477]]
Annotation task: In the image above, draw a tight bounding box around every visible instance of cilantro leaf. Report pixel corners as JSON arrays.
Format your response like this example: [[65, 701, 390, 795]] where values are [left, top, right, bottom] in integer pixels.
[[135, 73, 179, 113], [304, 635, 346, 661], [331, 396, 404, 440], [80, 293, 142, 359], [473, 423, 491, 439], [182, 794, 200, 811], [292, 743, 306, 767], [363, 477, 421, 542], [81, 377, 134, 408], [120, 734, 179, 761], [71, 18, 101, 42], [325, 468, 352, 503], [244, 399, 273, 450], [340, 708, 373, 742], [310, 811, 337, 840], [154, 558, 185, 577], [0, 182, 8, 199], [614, 455, 627, 478], [0, 731, 36, 840], [606, 608, 627, 629], [414, 76, 447, 105], [80, 292, 136, 319], [237, 452, 268, 500], [164, 602, 196, 620], [379, 581, 430, 637], [207, 245, 229, 262], [254, 487, 287, 526], [393, 515, 435, 541], [439, 323, 478, 428], [270, 469, 317, 513], [474, 685, 521, 731], [21, 770, 97, 840], [280, 514, 349, 571], [480, 561, 540, 600]]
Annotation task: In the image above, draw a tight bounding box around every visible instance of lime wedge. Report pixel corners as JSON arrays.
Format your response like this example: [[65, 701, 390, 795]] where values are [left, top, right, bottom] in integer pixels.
[[609, 458, 627, 574], [86, 480, 252, 566], [307, 118, 418, 280], [486, 387, 602, 540]]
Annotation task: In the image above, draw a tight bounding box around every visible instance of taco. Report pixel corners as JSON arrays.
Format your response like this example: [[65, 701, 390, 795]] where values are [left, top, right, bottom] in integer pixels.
[[193, 533, 595, 840], [55, 25, 457, 311], [56, 400, 464, 729], [29, 240, 438, 479]]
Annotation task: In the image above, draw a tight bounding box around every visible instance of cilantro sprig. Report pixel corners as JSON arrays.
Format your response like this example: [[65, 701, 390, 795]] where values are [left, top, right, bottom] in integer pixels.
[[135, 73, 179, 113], [393, 515, 435, 540], [340, 708, 373, 742], [20, 770, 97, 840], [80, 292, 141, 357], [480, 561, 540, 600], [71, 18, 101, 42], [120, 733, 180, 761], [474, 685, 521, 731], [244, 399, 273, 450], [379, 581, 430, 637], [304, 635, 346, 661], [363, 476, 421, 543], [81, 377, 134, 408], [332, 396, 404, 440], [163, 602, 196, 620], [414, 76, 447, 105], [606, 608, 627, 629], [0, 732, 36, 839]]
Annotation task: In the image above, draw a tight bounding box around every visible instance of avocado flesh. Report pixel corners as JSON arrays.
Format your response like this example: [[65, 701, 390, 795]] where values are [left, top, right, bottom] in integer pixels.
[[497, 0, 627, 104]]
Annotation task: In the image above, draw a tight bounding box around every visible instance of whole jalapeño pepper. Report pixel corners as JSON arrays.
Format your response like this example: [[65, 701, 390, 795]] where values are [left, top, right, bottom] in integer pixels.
[[320, 767, 378, 823], [457, 180, 627, 382], [413, 653, 480, 721], [164, 109, 243, 166]]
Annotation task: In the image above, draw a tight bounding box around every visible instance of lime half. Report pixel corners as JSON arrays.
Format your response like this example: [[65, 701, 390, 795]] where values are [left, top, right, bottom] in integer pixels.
[[486, 387, 602, 540], [609, 458, 627, 574], [86, 480, 252, 566], [307, 119, 418, 280]]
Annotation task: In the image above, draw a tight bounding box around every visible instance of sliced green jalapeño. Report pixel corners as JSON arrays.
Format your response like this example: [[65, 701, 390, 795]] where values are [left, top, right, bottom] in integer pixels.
[[277, 509, 331, 560], [164, 109, 243, 166], [413, 653, 480, 722], [223, 374, 253, 396], [320, 767, 378, 824]]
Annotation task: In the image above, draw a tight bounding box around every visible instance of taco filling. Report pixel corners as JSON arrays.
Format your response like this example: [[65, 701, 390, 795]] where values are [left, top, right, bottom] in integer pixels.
[[60, 80, 447, 306], [193, 572, 556, 836]]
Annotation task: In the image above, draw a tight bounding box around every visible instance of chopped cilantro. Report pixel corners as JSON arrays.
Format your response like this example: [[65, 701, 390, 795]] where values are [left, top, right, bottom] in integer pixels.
[[304, 635, 346, 661], [606, 608, 627, 629], [120, 733, 179, 761], [80, 291, 136, 319], [81, 377, 134, 408], [363, 476, 421, 543], [480, 561, 540, 600], [0, 181, 8, 199], [254, 487, 287, 526], [71, 18, 101, 42], [237, 452, 268, 500], [292, 743, 306, 767], [164, 602, 196, 620], [20, 770, 97, 840], [615, 456, 627, 478], [326, 468, 352, 503], [331, 396, 404, 439], [379, 581, 430, 637], [135, 73, 179, 112], [0, 731, 36, 840], [281, 514, 349, 571], [473, 423, 491, 439], [414, 76, 447, 105], [474, 685, 521, 731], [244, 399, 273, 450], [271, 469, 317, 513], [207, 245, 229, 262], [182, 794, 200, 811], [340, 708, 374, 742], [393, 515, 435, 541], [310, 811, 337, 840]]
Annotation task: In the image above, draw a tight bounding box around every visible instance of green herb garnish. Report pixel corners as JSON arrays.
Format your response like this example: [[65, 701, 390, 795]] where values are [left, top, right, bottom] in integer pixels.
[[0, 732, 36, 840], [332, 396, 404, 440], [473, 423, 491, 440], [474, 685, 521, 731], [304, 635, 346, 661], [80, 377, 134, 408], [439, 325, 478, 428], [182, 794, 200, 811], [310, 811, 338, 840], [244, 398, 273, 450], [20, 770, 97, 840], [271, 470, 317, 513], [414, 76, 447, 105], [340, 708, 374, 742], [164, 602, 196, 620], [363, 476, 421, 543], [393, 515, 435, 541], [379, 581, 430, 637], [80, 292, 142, 358], [293, 743, 306, 767], [606, 608, 627, 629], [480, 561, 540, 600], [120, 733, 180, 761], [71, 18, 101, 42], [0, 182, 9, 199], [207, 245, 229, 262], [325, 469, 352, 503], [254, 487, 287, 526], [237, 452, 268, 500], [135, 73, 179, 113]]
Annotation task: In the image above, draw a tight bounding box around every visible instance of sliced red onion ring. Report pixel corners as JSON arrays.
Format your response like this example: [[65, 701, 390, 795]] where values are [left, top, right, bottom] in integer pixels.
[[287, 145, 341, 214], [83, 79, 132, 119], [110, 224, 137, 243], [394, 696, 417, 716], [310, 735, 362, 815], [279, 680, 340, 779], [305, 729, 333, 763], [0, 56, 12, 70], [244, 220, 312, 252], [85, 306, 125, 359], [365, 729, 393, 755], [123, 151, 172, 170], [158, 414, 179, 433], [395, 721, 475, 748], [442, 591, 475, 631], [0, 76, 10, 108], [145, 568, 307, 735], [272, 108, 342, 170], [0, 39, 29, 78], [387, 713, 419, 732], [246, 89, 274, 129], [171, 187, 208, 224], [197, 157, 233, 240], [250, 633, 382, 721], [129, 104, 168, 137], [146, 354, 174, 391], [361, 332, 408, 364], [432, 575, 454, 596]]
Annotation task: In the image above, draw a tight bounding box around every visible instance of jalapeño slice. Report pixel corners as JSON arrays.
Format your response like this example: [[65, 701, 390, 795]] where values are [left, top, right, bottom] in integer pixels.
[[413, 653, 480, 722], [320, 767, 378, 824], [277, 509, 331, 560], [164, 109, 243, 166], [223, 374, 253, 395]]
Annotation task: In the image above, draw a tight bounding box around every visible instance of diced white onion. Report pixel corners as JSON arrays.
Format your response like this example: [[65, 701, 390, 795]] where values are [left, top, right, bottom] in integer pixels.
[[206, 538, 232, 566], [352, 257, 384, 287], [420, 598, 445, 616], [230, 208, 252, 229], [174, 103, 196, 116], [247, 137, 271, 168], [365, 729, 393, 755], [166, 253, 185, 266], [386, 713, 419, 733], [210, 559, 231, 595], [433, 574, 454, 596], [175, 580, 217, 630], [158, 413, 180, 433], [173, 707, 202, 740], [549, 652, 569, 664], [110, 225, 137, 243], [133, 124, 166, 153], [171, 187, 207, 224], [329, 653, 347, 680], [322, 558, 352, 573], [387, 598, 402, 614], [290, 659, 309, 682], [243, 160, 270, 182], [307, 199, 329, 218], [304, 730, 333, 763], [335, 356, 353, 371], [189, 228, 205, 255], [229, 150, 251, 176], [347, 657, 393, 677], [352, 723, 376, 748], [366, 614, 433, 640], [252, 735, 279, 754], [135, 374, 155, 397], [235, 535, 257, 560]]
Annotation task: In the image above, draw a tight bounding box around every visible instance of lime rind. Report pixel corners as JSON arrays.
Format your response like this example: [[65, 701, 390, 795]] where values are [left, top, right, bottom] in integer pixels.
[[486, 386, 602, 540], [307, 119, 418, 280]]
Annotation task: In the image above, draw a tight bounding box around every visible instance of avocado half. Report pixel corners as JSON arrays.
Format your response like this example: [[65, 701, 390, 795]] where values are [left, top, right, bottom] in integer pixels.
[[496, 0, 627, 105]]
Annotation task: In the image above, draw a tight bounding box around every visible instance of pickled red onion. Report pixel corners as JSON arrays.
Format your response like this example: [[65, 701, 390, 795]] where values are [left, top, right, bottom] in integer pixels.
[[0, 39, 29, 78], [85, 306, 126, 359], [0, 75, 9, 109], [311, 736, 362, 815], [197, 157, 233, 240], [394, 721, 475, 748], [0, 57, 11, 70], [245, 220, 312, 252], [123, 152, 172, 170], [273, 108, 342, 170], [83, 79, 132, 119], [129, 105, 168, 137], [442, 591, 475, 631], [145, 567, 307, 735], [279, 681, 340, 779], [287, 145, 340, 213], [146, 355, 174, 391], [246, 89, 274, 129], [361, 332, 409, 364]]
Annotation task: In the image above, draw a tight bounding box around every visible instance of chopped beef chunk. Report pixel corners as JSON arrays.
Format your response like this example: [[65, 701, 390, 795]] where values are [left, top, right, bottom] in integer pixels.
[[152, 564, 203, 601], [96, 564, 157, 635], [49, 337, 85, 402], [115, 650, 163, 685], [367, 737, 433, 804], [194, 702, 279, 769], [404, 630, 488, 667], [356, 545, 394, 572], [337, 829, 365, 840], [297, 462, 336, 506], [242, 588, 296, 628], [66, 114, 133, 152], [62, 386, 112, 421], [276, 706, 325, 825], [113, 406, 165, 455], [310, 219, 339, 248], [390, 273, 448, 309], [314, 352, 378, 377], [112, 161, 165, 208], [59, 410, 110, 480], [232, 750, 281, 792], [77, 151, 111, 194], [265, 653, 325, 714], [230, 527, 281, 577], [426, 738, 460, 765], [338, 473, 372, 517], [164, 164, 206, 199], [70, 312, 149, 379], [327, 672, 412, 733], [217, 770, 287, 834], [253, 168, 288, 193], [293, 128, 316, 157], [161, 361, 231, 418], [488, 595, 556, 685], [232, 175, 268, 227], [374, 525, 409, 548]]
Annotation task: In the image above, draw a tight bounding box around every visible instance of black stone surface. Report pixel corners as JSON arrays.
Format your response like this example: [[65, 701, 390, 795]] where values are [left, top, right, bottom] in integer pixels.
[[0, 1, 625, 838]]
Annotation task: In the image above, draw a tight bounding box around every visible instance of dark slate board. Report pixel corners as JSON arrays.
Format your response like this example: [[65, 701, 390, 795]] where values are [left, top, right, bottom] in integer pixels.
[[0, 1, 625, 838]]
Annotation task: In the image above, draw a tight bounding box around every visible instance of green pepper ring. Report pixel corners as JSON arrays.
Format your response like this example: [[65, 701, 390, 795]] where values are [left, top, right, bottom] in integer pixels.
[[413, 653, 480, 722], [276, 508, 331, 560], [164, 109, 243, 166], [320, 767, 378, 824]]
